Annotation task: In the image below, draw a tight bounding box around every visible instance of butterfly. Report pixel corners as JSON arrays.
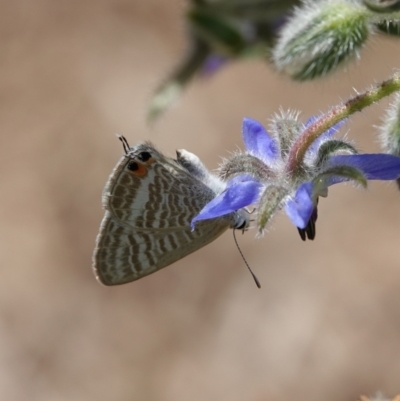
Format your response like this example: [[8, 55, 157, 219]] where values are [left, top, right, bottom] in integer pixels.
[[92, 137, 250, 285]]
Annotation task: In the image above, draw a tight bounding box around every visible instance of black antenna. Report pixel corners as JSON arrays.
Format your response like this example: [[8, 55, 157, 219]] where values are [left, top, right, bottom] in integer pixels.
[[117, 135, 131, 155], [233, 229, 261, 289]]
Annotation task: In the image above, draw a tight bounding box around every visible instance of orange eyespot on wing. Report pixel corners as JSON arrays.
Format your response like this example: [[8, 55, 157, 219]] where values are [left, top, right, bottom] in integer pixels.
[[126, 152, 156, 177], [126, 160, 148, 177]]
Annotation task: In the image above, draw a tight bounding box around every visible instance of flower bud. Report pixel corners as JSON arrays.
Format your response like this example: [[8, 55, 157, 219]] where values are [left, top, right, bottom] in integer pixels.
[[379, 93, 400, 155], [272, 0, 372, 80], [379, 93, 400, 188]]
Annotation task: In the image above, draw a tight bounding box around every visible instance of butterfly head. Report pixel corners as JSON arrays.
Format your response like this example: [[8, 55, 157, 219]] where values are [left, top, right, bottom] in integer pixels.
[[231, 208, 251, 232]]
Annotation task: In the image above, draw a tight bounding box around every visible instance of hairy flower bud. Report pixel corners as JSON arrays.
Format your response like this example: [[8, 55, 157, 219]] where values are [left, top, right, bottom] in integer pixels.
[[272, 0, 372, 80], [379, 93, 400, 155], [379, 93, 400, 187]]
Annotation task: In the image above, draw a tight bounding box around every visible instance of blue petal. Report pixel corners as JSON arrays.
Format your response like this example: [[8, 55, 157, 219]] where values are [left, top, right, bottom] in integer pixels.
[[242, 118, 279, 162], [225, 174, 256, 187], [329, 154, 400, 180], [285, 182, 315, 229], [191, 179, 262, 229]]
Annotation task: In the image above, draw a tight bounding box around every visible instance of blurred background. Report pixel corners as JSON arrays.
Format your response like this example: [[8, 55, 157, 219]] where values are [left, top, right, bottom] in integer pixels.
[[1, 1, 400, 400]]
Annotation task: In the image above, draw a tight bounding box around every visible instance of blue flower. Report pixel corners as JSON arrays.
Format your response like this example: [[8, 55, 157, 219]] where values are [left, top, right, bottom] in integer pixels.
[[192, 116, 400, 239]]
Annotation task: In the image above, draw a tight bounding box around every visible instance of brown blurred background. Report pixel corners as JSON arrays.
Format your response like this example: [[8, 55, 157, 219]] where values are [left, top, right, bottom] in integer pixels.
[[1, 1, 400, 400]]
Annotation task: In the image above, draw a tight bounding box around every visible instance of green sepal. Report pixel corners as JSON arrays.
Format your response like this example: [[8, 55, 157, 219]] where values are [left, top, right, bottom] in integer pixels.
[[315, 165, 368, 188], [257, 185, 287, 232], [271, 117, 302, 158], [314, 139, 358, 168], [219, 154, 276, 181]]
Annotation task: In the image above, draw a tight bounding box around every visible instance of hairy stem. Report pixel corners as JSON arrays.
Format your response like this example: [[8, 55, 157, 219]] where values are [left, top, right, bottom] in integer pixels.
[[285, 71, 400, 175]]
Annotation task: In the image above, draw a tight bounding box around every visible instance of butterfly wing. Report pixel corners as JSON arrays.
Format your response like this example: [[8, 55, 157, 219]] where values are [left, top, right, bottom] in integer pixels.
[[93, 211, 229, 285], [92, 142, 231, 285]]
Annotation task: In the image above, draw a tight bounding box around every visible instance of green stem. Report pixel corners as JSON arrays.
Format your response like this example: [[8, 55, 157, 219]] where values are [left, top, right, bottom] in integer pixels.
[[285, 72, 400, 175]]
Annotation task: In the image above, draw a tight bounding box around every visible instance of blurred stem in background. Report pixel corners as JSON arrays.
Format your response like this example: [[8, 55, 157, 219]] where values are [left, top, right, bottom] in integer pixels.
[[148, 0, 299, 122], [148, 0, 400, 122]]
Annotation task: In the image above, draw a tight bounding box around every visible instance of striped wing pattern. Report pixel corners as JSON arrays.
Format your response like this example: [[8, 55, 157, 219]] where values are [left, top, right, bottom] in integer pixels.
[[93, 142, 231, 285]]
